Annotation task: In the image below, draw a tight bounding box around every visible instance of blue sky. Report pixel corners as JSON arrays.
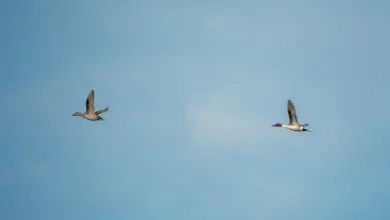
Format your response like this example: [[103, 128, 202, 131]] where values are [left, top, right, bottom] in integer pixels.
[[1, 0, 390, 219]]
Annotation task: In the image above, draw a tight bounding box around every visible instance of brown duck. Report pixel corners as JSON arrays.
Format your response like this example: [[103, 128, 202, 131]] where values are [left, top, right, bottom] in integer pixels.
[[72, 89, 108, 121]]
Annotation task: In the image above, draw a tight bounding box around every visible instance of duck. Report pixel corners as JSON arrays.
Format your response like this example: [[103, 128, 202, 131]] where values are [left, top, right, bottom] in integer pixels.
[[72, 89, 108, 121], [272, 100, 310, 132]]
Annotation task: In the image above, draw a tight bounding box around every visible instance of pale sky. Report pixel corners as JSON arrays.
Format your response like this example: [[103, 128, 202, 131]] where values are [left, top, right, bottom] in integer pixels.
[[1, 0, 390, 219]]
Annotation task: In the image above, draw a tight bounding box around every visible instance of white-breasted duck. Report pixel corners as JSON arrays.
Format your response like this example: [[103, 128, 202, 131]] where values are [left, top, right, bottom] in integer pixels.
[[72, 89, 108, 121], [272, 100, 310, 132]]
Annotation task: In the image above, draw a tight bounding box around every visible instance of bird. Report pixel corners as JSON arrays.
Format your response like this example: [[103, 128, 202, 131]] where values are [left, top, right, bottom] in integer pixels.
[[272, 100, 310, 132], [72, 89, 108, 121]]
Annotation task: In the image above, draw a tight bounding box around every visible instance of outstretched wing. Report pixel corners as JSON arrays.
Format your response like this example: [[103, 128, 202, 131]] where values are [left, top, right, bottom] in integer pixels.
[[95, 107, 108, 115], [287, 100, 299, 125], [85, 90, 95, 114]]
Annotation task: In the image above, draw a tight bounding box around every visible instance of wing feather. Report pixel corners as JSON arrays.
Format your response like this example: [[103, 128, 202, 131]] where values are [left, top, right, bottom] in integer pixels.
[[95, 107, 108, 115], [287, 100, 299, 125], [85, 90, 95, 114]]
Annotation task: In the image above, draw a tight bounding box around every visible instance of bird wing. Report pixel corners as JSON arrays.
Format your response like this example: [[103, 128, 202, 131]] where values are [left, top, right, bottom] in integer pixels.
[[95, 107, 108, 115], [85, 90, 95, 114], [287, 100, 299, 125]]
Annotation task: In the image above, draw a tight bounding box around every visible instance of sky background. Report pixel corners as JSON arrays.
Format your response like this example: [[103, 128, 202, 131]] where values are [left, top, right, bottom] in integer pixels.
[[1, 0, 390, 219]]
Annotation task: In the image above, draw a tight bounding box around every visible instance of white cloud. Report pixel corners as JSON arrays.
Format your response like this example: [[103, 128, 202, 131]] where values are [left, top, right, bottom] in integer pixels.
[[187, 99, 257, 142]]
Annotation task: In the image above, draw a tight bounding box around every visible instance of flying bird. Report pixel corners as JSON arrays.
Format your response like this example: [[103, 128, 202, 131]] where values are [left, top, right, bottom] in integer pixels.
[[72, 89, 108, 121], [272, 100, 310, 132]]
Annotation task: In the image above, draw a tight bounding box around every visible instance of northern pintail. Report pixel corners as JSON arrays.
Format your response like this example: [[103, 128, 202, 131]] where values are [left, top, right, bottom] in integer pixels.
[[272, 100, 310, 132], [72, 89, 108, 121]]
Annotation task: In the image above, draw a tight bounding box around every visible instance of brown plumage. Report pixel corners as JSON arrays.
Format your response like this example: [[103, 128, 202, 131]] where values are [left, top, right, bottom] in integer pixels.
[[72, 89, 109, 121]]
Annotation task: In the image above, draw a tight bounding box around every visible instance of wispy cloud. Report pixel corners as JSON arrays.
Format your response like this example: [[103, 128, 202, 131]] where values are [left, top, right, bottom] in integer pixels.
[[185, 85, 281, 147], [187, 97, 259, 144]]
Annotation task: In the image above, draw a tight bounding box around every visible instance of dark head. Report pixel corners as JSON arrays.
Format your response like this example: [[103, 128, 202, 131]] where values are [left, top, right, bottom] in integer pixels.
[[303, 128, 311, 132], [272, 123, 282, 127], [72, 112, 83, 116], [97, 116, 104, 121]]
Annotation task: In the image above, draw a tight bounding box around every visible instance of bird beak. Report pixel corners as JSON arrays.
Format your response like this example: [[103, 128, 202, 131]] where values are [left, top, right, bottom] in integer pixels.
[[303, 128, 311, 132]]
